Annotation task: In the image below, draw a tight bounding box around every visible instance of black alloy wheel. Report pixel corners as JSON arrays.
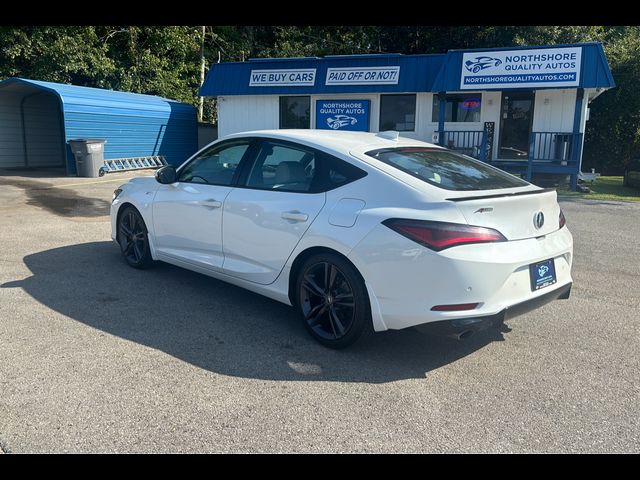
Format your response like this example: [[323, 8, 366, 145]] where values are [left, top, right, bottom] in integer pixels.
[[117, 206, 154, 269], [296, 253, 370, 348]]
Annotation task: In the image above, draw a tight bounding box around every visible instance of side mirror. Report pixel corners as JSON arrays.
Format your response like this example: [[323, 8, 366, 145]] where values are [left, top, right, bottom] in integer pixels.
[[155, 165, 177, 184]]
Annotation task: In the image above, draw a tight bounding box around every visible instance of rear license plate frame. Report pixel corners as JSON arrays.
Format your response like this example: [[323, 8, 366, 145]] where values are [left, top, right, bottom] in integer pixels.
[[529, 258, 557, 291]]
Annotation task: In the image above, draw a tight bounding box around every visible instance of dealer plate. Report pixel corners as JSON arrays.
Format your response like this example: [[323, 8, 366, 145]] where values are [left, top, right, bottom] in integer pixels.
[[529, 258, 557, 291]]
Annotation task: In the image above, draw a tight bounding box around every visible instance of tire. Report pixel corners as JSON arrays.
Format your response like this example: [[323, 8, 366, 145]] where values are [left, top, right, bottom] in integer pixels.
[[117, 206, 154, 269], [295, 253, 371, 349]]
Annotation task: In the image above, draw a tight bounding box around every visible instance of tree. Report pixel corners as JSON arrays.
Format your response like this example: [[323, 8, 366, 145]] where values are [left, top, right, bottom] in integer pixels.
[[582, 26, 640, 173], [1, 25, 637, 171]]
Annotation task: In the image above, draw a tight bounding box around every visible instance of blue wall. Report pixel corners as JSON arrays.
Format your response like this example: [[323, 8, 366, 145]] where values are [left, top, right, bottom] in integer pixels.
[[0, 78, 198, 174]]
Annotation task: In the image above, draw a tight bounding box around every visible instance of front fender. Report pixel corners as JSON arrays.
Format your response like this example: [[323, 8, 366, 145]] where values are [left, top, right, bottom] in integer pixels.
[[110, 178, 160, 258]]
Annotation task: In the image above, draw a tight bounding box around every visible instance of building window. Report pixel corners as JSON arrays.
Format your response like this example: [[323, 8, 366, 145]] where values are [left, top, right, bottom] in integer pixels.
[[279, 96, 310, 129], [432, 94, 482, 123], [379, 94, 416, 132]]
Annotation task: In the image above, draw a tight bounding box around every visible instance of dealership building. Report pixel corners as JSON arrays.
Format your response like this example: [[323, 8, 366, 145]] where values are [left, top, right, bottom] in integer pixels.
[[200, 42, 614, 190]]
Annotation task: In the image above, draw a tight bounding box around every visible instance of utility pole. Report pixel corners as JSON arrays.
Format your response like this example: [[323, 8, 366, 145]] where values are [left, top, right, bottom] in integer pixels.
[[198, 25, 206, 122]]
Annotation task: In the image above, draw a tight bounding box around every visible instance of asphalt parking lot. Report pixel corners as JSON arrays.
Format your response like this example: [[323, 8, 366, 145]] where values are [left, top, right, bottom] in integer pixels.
[[0, 169, 638, 453]]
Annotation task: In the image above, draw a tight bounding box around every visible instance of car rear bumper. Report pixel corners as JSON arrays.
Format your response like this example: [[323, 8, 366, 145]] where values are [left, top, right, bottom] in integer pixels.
[[415, 282, 572, 338], [348, 224, 573, 331]]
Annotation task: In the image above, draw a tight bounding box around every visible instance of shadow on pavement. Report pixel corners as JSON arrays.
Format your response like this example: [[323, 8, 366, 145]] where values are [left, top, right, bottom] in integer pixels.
[[2, 241, 505, 383]]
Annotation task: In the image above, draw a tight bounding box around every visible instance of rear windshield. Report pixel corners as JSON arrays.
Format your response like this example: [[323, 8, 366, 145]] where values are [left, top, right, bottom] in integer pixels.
[[365, 147, 529, 191]]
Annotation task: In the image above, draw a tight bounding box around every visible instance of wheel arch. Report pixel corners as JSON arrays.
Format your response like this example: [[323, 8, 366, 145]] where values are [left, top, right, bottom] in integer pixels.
[[287, 246, 365, 307], [114, 202, 155, 268], [115, 201, 158, 260], [287, 245, 388, 334], [115, 201, 137, 227]]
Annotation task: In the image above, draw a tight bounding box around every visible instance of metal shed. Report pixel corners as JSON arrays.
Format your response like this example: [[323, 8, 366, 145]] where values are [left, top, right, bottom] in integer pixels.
[[0, 77, 198, 174]]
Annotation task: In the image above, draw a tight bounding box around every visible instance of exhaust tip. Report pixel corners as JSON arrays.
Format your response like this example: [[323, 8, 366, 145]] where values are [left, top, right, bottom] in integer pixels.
[[447, 329, 474, 340], [458, 330, 474, 340]]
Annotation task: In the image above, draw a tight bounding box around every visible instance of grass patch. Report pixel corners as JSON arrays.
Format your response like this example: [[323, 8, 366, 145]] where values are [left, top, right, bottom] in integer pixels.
[[557, 176, 640, 202]]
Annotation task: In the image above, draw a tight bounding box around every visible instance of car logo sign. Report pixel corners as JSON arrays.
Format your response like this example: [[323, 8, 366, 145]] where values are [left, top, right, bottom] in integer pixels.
[[533, 211, 545, 229]]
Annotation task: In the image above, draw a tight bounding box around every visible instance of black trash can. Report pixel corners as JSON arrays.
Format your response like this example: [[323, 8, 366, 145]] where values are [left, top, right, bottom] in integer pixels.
[[68, 139, 107, 178]]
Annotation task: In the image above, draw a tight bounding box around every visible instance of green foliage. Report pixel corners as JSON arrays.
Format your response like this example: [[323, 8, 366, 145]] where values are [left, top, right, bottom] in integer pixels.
[[0, 27, 115, 85], [0, 26, 201, 104], [558, 176, 640, 201], [583, 26, 640, 173], [0, 25, 638, 171]]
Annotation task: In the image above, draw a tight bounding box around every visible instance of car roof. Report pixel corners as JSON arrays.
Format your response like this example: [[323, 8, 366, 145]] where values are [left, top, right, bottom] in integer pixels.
[[222, 129, 441, 156], [217, 129, 539, 198]]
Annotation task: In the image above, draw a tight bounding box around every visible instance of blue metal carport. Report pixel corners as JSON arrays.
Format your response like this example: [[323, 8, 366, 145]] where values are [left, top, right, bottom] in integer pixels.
[[0, 78, 198, 174]]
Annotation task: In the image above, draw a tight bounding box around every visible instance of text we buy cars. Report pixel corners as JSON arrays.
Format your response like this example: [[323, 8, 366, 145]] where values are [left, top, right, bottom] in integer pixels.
[[249, 69, 316, 86]]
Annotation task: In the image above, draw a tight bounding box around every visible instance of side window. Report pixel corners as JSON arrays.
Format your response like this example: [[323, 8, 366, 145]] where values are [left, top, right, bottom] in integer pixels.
[[324, 154, 368, 190], [246, 142, 316, 192], [379, 94, 416, 132], [178, 141, 251, 185], [431, 93, 482, 123], [279, 96, 311, 129]]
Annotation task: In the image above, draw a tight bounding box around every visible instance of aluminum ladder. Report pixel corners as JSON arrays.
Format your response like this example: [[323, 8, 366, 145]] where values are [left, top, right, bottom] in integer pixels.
[[99, 156, 168, 176]]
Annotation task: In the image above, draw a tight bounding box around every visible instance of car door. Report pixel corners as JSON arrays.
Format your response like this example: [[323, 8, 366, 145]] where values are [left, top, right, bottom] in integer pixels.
[[152, 139, 255, 271], [222, 139, 327, 284]]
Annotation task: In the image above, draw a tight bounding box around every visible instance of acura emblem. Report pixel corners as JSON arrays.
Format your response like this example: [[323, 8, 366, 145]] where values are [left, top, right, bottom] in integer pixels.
[[533, 211, 545, 229]]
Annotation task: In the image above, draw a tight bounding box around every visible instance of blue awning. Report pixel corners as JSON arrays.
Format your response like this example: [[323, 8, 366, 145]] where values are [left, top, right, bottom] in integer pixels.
[[201, 42, 615, 97], [200, 54, 446, 96]]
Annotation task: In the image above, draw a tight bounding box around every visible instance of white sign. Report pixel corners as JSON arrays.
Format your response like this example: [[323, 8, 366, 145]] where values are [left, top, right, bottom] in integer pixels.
[[325, 66, 400, 85], [460, 47, 582, 90], [249, 69, 316, 87]]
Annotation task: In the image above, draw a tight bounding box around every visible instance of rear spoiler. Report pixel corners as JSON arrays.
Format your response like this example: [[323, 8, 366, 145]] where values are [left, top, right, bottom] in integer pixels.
[[446, 188, 555, 202]]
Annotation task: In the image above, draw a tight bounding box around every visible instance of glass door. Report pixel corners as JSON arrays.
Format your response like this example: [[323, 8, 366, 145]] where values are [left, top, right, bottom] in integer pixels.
[[498, 91, 535, 159]]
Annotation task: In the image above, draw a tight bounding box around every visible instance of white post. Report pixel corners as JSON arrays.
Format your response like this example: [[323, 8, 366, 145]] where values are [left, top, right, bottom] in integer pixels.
[[198, 26, 206, 122]]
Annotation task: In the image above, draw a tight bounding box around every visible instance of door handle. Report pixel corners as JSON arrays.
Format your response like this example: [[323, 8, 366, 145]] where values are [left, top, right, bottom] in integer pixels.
[[281, 211, 308, 222], [198, 198, 222, 209]]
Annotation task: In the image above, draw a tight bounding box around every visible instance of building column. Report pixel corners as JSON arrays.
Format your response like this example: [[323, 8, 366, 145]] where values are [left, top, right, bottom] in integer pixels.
[[570, 88, 585, 191], [437, 92, 446, 146]]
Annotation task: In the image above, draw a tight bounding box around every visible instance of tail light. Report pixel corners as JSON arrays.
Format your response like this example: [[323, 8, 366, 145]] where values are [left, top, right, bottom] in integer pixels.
[[559, 209, 566, 229], [382, 219, 506, 251]]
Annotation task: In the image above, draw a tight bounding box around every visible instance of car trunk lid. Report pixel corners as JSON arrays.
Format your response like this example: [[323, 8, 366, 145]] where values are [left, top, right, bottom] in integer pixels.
[[447, 188, 560, 241]]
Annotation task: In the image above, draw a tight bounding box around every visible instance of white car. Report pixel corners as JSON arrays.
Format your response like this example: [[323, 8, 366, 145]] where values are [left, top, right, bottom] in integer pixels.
[[111, 130, 573, 348]]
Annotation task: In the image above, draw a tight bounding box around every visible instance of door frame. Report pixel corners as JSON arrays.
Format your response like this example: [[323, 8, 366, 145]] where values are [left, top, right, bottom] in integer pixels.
[[151, 137, 260, 271], [220, 137, 329, 284], [497, 90, 535, 160]]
